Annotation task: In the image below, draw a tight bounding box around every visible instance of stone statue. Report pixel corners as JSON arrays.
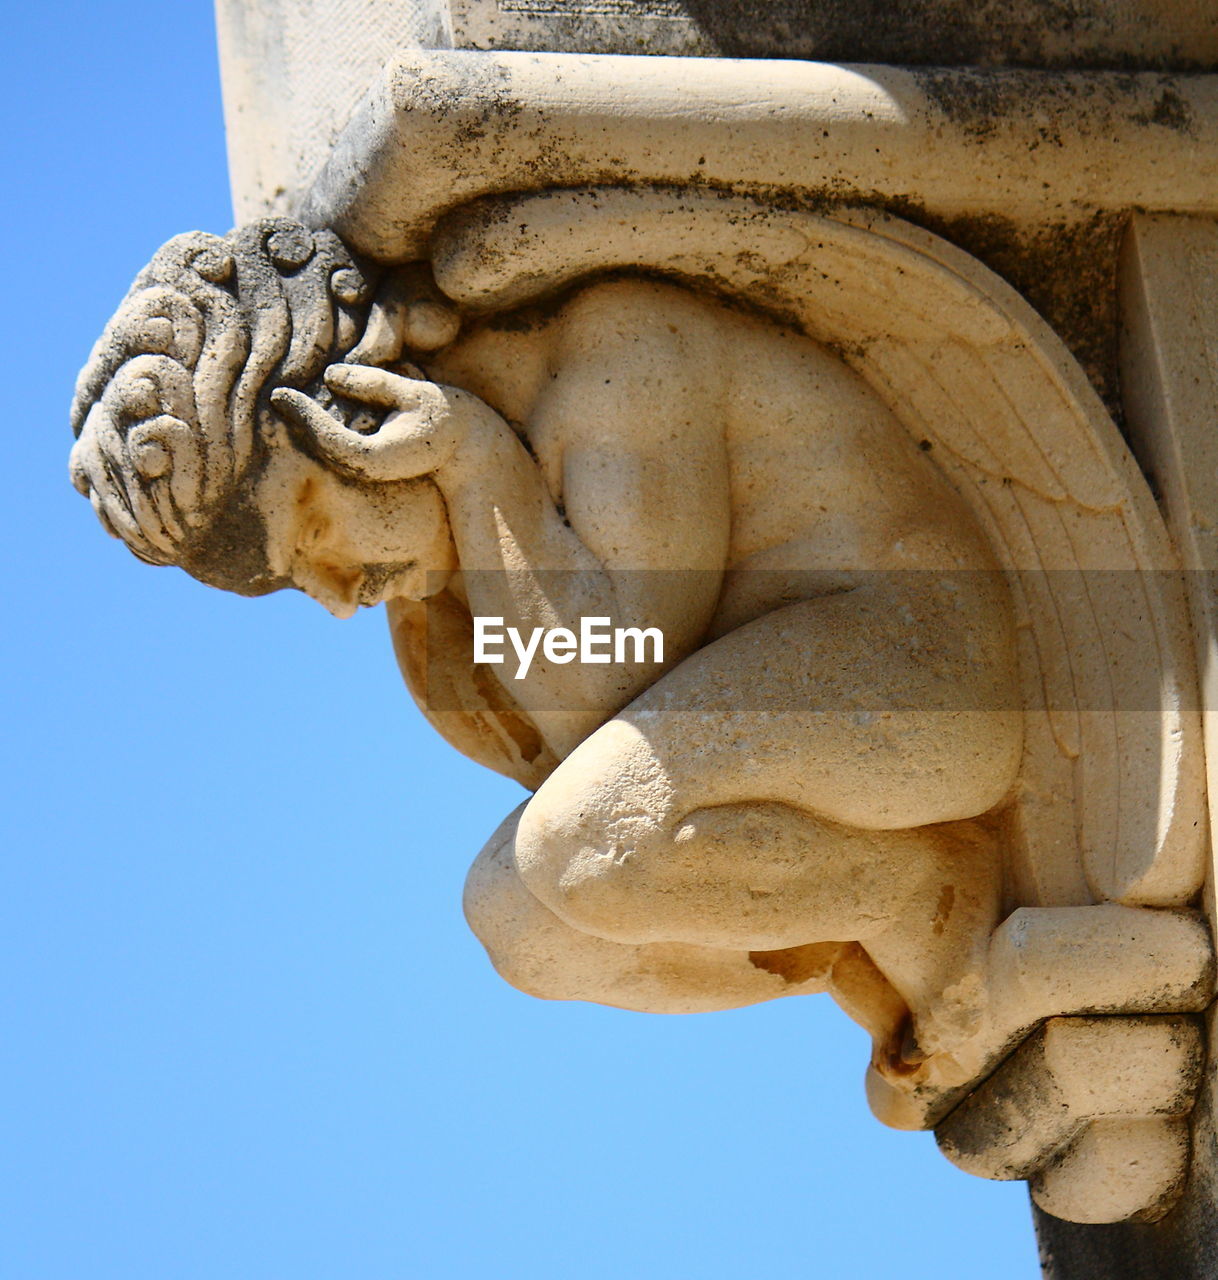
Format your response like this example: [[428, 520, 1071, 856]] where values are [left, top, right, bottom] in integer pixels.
[[70, 207, 1021, 1033], [71, 188, 1213, 1218]]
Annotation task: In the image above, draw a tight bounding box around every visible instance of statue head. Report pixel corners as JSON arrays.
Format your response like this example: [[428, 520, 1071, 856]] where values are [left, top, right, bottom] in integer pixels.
[[69, 219, 455, 615]]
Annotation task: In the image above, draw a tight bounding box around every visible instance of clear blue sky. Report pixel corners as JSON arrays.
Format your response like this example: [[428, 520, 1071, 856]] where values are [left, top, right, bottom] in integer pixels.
[[3, 4, 1038, 1276]]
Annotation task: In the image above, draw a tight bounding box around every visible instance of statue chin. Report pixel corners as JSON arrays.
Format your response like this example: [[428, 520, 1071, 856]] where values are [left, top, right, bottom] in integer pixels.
[[385, 563, 450, 603]]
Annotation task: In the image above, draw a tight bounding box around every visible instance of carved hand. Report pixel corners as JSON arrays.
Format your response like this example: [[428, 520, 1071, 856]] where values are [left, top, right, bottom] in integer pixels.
[[271, 364, 489, 482]]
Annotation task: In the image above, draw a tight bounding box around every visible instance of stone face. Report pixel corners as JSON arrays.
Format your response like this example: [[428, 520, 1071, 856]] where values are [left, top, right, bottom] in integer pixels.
[[73, 6, 1218, 1240]]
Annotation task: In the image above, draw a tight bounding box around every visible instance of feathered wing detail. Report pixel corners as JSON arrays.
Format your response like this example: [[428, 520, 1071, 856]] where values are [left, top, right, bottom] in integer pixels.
[[429, 186, 1205, 909]]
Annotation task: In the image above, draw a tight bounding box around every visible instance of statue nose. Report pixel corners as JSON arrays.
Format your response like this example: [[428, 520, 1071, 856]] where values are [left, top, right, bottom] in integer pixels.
[[306, 586, 359, 620]]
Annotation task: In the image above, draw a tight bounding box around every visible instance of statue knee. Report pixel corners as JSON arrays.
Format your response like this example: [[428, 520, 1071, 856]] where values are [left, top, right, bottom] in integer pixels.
[[462, 814, 590, 1000], [464, 815, 673, 1003], [512, 789, 674, 944]]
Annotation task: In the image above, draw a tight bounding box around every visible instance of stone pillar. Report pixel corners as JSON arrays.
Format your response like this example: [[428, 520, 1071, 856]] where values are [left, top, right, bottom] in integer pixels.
[[1029, 212, 1218, 1277]]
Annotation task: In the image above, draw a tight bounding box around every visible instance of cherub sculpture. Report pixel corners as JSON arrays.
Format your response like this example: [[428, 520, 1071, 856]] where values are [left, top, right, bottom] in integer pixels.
[[71, 195, 1211, 1145]]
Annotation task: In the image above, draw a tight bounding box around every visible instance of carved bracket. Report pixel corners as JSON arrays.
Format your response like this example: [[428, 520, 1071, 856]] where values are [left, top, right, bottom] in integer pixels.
[[71, 52, 1218, 1227]]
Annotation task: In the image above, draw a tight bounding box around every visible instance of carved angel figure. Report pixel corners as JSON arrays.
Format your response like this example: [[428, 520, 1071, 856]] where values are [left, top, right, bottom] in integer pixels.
[[71, 195, 1210, 1134]]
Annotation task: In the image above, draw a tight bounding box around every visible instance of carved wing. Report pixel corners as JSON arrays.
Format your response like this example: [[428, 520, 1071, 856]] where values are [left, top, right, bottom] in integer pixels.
[[426, 185, 1205, 909]]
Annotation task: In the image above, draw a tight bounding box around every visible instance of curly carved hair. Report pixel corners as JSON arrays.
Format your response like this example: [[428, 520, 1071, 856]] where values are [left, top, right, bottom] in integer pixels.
[[70, 219, 379, 593]]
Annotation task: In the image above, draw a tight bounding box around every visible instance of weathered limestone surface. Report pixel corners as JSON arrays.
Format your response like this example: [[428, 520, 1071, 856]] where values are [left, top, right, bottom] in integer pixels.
[[450, 0, 1218, 67], [73, 0, 1218, 1268], [1023, 212, 1218, 1273], [217, 0, 452, 219]]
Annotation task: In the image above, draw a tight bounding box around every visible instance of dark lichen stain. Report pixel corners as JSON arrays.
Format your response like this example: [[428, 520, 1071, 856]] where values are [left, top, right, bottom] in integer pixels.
[[445, 175, 1128, 424], [914, 68, 1067, 145], [1133, 86, 1196, 134], [884, 201, 1127, 422], [667, 1, 1218, 72]]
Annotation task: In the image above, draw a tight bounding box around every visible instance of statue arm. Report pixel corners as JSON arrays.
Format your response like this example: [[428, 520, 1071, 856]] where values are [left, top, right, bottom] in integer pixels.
[[386, 589, 560, 789], [432, 284, 734, 750], [435, 384, 730, 750], [277, 296, 734, 754]]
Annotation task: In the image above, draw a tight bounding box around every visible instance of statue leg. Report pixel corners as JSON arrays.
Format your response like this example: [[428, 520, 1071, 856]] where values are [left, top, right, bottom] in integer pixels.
[[514, 790, 998, 1055], [508, 603, 1012, 1054], [465, 803, 910, 1041]]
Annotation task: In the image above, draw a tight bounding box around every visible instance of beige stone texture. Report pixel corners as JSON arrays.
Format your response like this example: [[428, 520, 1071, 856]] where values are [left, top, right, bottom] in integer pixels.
[[449, 0, 710, 57], [1032, 1117, 1193, 1226], [301, 52, 1218, 261], [216, 0, 452, 220], [71, 31, 1218, 1228], [937, 1016, 1204, 1224]]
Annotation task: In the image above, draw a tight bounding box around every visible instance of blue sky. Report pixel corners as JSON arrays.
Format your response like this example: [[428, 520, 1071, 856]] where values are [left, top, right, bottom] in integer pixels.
[[3, 4, 1038, 1276]]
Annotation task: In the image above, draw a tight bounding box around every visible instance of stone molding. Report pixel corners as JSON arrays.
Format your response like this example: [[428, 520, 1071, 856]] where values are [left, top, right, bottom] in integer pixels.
[[300, 52, 1218, 260]]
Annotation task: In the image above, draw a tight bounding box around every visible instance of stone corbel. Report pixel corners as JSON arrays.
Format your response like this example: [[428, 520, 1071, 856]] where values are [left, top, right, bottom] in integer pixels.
[[71, 47, 1218, 1229]]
